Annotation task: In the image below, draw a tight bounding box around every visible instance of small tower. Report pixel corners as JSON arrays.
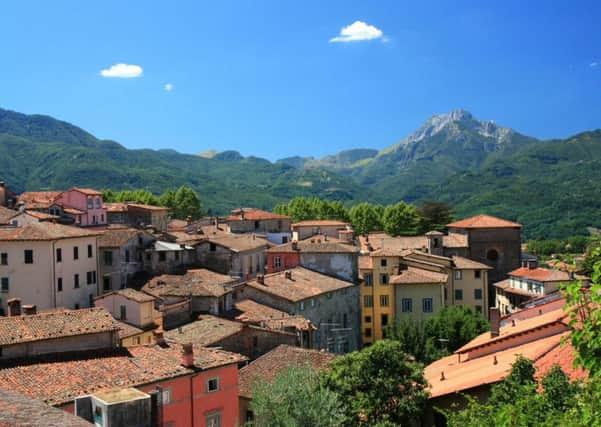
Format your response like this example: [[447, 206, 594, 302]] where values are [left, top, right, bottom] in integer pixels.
[[425, 231, 444, 256]]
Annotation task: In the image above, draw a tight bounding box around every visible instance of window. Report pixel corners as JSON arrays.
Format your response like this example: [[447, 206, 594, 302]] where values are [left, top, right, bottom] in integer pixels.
[[381, 314, 389, 326], [455, 289, 463, 300], [364, 315, 372, 323], [74, 274, 80, 288], [159, 252, 166, 262], [364, 295, 373, 307], [57, 277, 63, 292], [120, 305, 127, 320], [94, 407, 103, 425], [161, 388, 172, 405], [254, 220, 260, 230], [100, 214, 104, 222], [475, 270, 481, 279], [87, 244, 93, 258], [87, 197, 93, 209], [299, 301, 305, 311], [207, 377, 220, 392], [87, 271, 93, 285], [402, 298, 413, 312], [454, 270, 462, 280], [206, 412, 222, 427], [89, 294, 94, 307], [380, 274, 388, 285], [253, 336, 258, 347], [24, 250, 33, 264], [92, 271, 96, 284], [0, 253, 6, 265], [343, 313, 348, 328], [74, 303, 80, 309], [380, 259, 387, 267], [1, 278, 8, 292], [274, 256, 282, 268], [56, 248, 62, 263], [73, 246, 79, 260], [95, 197, 101, 209], [380, 295, 389, 307], [423, 298, 433, 313], [174, 251, 179, 261], [103, 276, 111, 292], [310, 298, 315, 307], [487, 249, 499, 262], [282, 236, 289, 244], [364, 328, 372, 338], [475, 305, 483, 314], [209, 242, 217, 252], [474, 289, 483, 300], [364, 273, 373, 286]]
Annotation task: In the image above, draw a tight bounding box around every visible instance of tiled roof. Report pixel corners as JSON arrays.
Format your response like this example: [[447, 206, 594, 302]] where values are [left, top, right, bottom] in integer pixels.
[[126, 203, 169, 211], [0, 206, 17, 224], [390, 267, 448, 285], [96, 288, 156, 304], [291, 220, 349, 227], [534, 337, 588, 383], [17, 191, 62, 209], [239, 345, 337, 398], [358, 255, 372, 269], [168, 219, 189, 230], [227, 208, 290, 221], [164, 315, 243, 347], [0, 308, 119, 346], [0, 344, 245, 406], [508, 267, 577, 283], [0, 222, 102, 241], [369, 248, 413, 257], [0, 388, 92, 426], [455, 308, 569, 354], [71, 188, 102, 196], [447, 214, 522, 229], [113, 320, 146, 339], [164, 231, 206, 245], [231, 299, 290, 323], [98, 227, 142, 247], [203, 234, 269, 252], [443, 233, 469, 248], [143, 269, 236, 299], [245, 267, 355, 302], [21, 210, 59, 221], [452, 256, 493, 270], [262, 316, 315, 332], [266, 236, 359, 254], [104, 202, 128, 213], [63, 207, 85, 215], [493, 278, 538, 297]]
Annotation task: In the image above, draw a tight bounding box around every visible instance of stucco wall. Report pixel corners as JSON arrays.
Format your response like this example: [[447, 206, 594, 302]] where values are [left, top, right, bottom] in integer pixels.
[[1, 331, 116, 359], [299, 252, 358, 282]]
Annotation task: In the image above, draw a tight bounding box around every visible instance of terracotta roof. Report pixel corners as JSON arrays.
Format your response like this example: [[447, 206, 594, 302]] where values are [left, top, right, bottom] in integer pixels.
[[363, 234, 428, 253], [0, 344, 245, 406], [0, 388, 92, 426], [534, 338, 588, 383], [245, 267, 355, 302], [17, 191, 61, 209], [168, 219, 188, 230], [164, 231, 206, 245], [291, 220, 349, 227], [370, 248, 413, 257], [71, 188, 102, 196], [96, 288, 156, 304], [0, 206, 17, 224], [127, 203, 169, 211], [508, 267, 578, 283], [143, 269, 236, 299], [164, 315, 244, 347], [227, 208, 290, 221], [262, 316, 315, 332], [447, 214, 522, 229], [20, 210, 59, 221], [0, 222, 102, 241], [113, 320, 146, 339], [455, 308, 569, 354], [358, 255, 372, 269], [493, 279, 538, 297], [203, 234, 268, 252], [452, 256, 493, 270], [104, 202, 128, 213], [0, 308, 119, 346], [239, 345, 337, 398], [390, 267, 448, 285], [266, 236, 359, 254], [232, 299, 290, 323], [98, 227, 142, 247], [63, 207, 85, 215], [443, 233, 469, 248]]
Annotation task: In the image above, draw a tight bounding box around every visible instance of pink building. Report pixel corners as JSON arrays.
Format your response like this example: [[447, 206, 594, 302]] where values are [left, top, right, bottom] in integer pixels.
[[54, 188, 107, 226]]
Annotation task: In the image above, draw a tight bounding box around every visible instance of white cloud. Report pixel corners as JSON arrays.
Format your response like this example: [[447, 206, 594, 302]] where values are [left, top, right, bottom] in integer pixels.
[[100, 63, 143, 78], [330, 21, 385, 43], [590, 61, 598, 68], [164, 83, 174, 92]]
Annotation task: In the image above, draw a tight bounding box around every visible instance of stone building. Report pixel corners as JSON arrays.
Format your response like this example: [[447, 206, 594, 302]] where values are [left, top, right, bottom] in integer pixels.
[[236, 267, 361, 352], [225, 208, 292, 244], [291, 220, 351, 241], [196, 234, 268, 279]]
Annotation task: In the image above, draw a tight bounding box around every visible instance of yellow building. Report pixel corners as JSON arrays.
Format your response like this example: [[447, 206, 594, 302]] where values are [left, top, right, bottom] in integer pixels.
[[359, 249, 491, 346]]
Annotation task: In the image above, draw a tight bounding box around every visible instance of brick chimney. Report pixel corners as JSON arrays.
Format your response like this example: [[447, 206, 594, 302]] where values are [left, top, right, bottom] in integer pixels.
[[257, 274, 265, 285], [153, 330, 166, 346], [7, 298, 21, 316], [181, 343, 194, 368], [292, 241, 298, 251], [490, 308, 500, 337], [22, 304, 37, 316], [285, 271, 292, 280]]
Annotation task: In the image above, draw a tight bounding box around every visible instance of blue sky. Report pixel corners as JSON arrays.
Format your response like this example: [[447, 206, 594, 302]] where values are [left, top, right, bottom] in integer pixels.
[[1, 1, 600, 160]]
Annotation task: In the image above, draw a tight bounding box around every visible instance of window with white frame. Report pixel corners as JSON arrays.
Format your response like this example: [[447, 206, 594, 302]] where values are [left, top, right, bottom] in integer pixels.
[[274, 256, 282, 268], [454, 270, 462, 280], [207, 377, 220, 392], [206, 412, 222, 427]]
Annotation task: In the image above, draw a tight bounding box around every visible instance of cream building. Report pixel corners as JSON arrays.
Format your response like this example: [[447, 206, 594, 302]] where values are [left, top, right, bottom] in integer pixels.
[[0, 222, 101, 313]]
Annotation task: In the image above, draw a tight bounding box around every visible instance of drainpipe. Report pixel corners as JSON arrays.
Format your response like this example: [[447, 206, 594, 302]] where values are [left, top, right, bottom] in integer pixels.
[[190, 375, 195, 427], [52, 240, 57, 308]]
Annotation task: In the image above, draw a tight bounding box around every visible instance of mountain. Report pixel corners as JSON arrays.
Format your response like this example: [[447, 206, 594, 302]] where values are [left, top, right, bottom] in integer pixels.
[[1, 106, 601, 238]]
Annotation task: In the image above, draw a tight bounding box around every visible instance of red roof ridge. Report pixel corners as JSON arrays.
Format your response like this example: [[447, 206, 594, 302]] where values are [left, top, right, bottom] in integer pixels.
[[447, 214, 522, 229]]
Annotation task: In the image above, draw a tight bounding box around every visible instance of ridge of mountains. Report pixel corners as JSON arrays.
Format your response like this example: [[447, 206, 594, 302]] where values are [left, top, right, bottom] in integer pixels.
[[1, 106, 600, 239]]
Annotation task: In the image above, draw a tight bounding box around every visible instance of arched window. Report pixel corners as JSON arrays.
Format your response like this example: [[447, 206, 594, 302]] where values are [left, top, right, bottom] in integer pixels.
[[487, 249, 499, 262]]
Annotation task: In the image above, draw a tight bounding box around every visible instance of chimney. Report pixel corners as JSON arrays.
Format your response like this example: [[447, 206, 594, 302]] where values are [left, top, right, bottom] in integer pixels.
[[324, 235, 328, 242], [527, 260, 537, 269], [153, 330, 166, 346], [22, 304, 37, 315], [7, 298, 21, 316], [257, 274, 265, 285], [240, 209, 245, 220], [285, 271, 292, 280], [292, 241, 298, 251], [181, 343, 195, 368], [490, 308, 500, 337], [186, 216, 192, 225]]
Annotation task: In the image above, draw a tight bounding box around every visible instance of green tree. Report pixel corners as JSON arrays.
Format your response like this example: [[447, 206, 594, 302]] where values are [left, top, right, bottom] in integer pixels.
[[321, 340, 428, 426], [249, 365, 345, 427], [170, 186, 202, 219], [349, 203, 382, 236], [381, 201, 420, 236], [417, 201, 454, 233]]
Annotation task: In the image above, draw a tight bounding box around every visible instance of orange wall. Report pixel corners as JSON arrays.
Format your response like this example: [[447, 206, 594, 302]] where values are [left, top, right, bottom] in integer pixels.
[[266, 252, 300, 274]]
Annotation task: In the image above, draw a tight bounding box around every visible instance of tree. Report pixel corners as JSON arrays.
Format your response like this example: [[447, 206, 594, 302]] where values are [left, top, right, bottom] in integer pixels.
[[417, 201, 454, 233], [249, 365, 345, 427], [169, 186, 202, 219], [381, 202, 421, 236], [349, 203, 382, 236], [321, 340, 428, 426]]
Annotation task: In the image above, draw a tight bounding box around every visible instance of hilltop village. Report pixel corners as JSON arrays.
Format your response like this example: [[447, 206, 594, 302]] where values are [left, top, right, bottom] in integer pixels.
[[0, 182, 591, 426]]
